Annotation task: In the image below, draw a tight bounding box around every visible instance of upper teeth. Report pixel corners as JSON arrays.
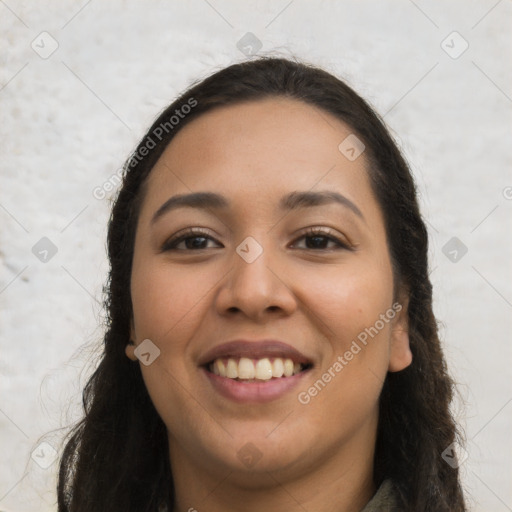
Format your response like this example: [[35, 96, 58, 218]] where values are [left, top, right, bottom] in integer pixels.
[[210, 357, 303, 380]]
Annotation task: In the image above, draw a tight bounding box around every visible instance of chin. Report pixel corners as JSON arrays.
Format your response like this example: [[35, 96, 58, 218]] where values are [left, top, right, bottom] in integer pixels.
[[208, 432, 309, 480]]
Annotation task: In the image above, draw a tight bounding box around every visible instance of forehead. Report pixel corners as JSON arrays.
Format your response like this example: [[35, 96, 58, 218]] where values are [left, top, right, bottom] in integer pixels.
[[141, 98, 377, 219]]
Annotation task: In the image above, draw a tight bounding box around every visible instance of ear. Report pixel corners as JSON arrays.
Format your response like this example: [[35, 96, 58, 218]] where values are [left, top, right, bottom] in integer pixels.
[[125, 318, 138, 361], [388, 295, 413, 373]]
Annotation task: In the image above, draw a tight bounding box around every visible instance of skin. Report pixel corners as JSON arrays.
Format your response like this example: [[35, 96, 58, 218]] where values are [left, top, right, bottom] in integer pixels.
[[126, 98, 412, 512]]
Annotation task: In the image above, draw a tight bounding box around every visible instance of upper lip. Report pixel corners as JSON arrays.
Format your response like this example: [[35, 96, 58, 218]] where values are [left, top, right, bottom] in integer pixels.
[[198, 339, 313, 366]]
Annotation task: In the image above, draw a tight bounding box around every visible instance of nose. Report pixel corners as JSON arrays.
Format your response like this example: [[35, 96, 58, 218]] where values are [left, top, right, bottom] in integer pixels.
[[214, 240, 297, 322]]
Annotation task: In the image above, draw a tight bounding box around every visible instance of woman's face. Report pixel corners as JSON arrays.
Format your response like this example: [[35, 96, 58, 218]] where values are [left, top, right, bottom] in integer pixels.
[[127, 98, 412, 486]]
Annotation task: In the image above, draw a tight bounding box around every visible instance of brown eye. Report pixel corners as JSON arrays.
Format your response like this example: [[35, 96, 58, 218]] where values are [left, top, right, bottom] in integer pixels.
[[292, 228, 351, 251], [162, 228, 223, 251]]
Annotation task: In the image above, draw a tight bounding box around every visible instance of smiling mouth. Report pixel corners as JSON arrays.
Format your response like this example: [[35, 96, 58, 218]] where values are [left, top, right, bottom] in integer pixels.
[[206, 357, 313, 382]]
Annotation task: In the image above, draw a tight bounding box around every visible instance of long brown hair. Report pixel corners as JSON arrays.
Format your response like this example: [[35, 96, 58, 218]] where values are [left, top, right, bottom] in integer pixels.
[[58, 57, 467, 511]]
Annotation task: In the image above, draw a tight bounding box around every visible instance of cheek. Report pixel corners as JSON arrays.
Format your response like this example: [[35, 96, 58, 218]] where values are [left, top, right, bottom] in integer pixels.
[[292, 260, 394, 353], [130, 260, 220, 410], [293, 270, 393, 439], [130, 259, 214, 342], [130, 261, 213, 432], [294, 265, 395, 421], [291, 263, 395, 428]]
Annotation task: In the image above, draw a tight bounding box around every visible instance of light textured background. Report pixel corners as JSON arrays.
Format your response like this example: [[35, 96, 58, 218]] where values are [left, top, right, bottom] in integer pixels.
[[1, 1, 511, 510]]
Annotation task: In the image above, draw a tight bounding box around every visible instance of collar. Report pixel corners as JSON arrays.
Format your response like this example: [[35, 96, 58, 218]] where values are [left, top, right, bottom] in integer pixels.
[[359, 479, 399, 511]]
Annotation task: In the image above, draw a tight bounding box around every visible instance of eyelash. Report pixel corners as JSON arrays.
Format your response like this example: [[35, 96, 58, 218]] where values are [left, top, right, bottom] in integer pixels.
[[161, 227, 351, 252]]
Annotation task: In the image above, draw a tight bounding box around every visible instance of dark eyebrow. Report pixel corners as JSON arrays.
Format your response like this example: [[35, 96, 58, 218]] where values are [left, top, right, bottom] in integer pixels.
[[151, 192, 229, 224], [151, 190, 364, 225], [279, 190, 364, 219]]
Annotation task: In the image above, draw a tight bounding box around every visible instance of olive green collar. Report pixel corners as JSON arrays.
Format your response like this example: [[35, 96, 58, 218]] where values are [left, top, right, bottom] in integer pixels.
[[360, 479, 398, 511]]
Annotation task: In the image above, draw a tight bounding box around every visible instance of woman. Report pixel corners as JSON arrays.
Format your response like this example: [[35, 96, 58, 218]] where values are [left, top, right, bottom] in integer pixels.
[[58, 57, 467, 511]]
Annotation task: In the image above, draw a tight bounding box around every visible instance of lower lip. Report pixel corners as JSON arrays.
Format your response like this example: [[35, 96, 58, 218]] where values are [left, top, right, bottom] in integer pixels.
[[201, 367, 310, 403]]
